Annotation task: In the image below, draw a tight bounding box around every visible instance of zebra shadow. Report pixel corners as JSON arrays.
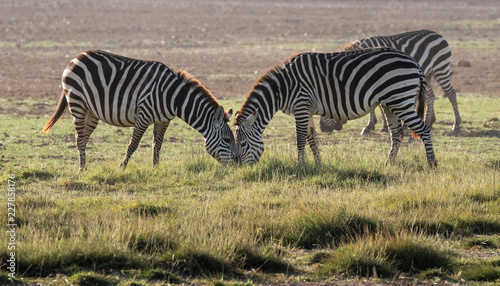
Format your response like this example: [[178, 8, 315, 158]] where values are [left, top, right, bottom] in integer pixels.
[[240, 158, 389, 188], [455, 129, 500, 138]]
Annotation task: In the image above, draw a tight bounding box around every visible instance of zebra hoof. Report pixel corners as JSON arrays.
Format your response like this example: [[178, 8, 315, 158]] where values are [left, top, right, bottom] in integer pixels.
[[380, 127, 389, 133], [428, 159, 438, 168], [360, 127, 371, 137], [452, 125, 460, 134]]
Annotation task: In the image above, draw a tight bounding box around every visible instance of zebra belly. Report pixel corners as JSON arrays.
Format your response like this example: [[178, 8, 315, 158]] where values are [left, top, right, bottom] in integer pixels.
[[320, 103, 379, 122]]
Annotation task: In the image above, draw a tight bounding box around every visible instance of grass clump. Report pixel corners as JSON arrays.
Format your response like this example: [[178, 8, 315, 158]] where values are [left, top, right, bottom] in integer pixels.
[[69, 272, 119, 286], [139, 269, 182, 283], [274, 208, 378, 249], [0, 270, 22, 285], [18, 240, 144, 277], [318, 231, 454, 279], [385, 233, 453, 273], [127, 231, 177, 254], [232, 244, 290, 273], [318, 239, 393, 278], [460, 264, 500, 282], [163, 248, 233, 276], [464, 237, 500, 249]]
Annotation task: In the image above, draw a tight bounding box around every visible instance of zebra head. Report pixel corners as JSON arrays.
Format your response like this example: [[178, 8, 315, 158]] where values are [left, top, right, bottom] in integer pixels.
[[234, 109, 265, 165], [204, 106, 239, 165]]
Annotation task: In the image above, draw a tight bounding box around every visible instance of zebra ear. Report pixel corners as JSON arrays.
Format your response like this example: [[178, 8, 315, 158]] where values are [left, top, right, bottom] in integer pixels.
[[243, 109, 258, 129], [226, 108, 233, 120], [214, 106, 225, 126]]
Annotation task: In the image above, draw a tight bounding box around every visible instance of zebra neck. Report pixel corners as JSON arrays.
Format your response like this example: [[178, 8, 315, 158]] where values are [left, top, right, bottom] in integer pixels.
[[172, 91, 219, 139]]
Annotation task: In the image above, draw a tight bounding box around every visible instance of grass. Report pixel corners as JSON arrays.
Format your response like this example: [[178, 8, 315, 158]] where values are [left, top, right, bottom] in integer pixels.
[[1, 94, 499, 284]]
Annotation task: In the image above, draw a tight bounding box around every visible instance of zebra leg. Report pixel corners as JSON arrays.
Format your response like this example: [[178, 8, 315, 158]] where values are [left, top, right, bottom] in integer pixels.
[[361, 110, 378, 136], [74, 111, 99, 171], [424, 76, 436, 128], [434, 66, 461, 133], [445, 87, 461, 133], [121, 116, 150, 168], [295, 111, 311, 163], [391, 108, 438, 167], [152, 121, 170, 166], [306, 116, 321, 164], [380, 110, 389, 133], [381, 107, 404, 165]]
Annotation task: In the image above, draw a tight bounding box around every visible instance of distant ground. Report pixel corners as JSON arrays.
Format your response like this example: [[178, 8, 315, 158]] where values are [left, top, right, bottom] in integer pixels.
[[0, 0, 499, 113]]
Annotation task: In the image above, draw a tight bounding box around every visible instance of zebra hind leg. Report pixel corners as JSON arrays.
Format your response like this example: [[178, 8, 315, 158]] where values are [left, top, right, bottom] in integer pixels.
[[306, 117, 321, 164], [152, 121, 170, 166], [360, 110, 378, 136], [446, 87, 461, 134], [381, 107, 404, 165], [393, 109, 438, 167], [74, 111, 100, 171], [121, 115, 150, 168]]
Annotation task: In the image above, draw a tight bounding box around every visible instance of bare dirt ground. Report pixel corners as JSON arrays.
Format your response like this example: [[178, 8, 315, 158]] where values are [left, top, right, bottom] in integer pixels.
[[1, 1, 499, 284], [0, 0, 499, 116]]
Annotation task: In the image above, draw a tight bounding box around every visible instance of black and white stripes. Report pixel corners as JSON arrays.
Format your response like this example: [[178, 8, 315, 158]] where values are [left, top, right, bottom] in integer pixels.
[[43, 50, 237, 170], [235, 48, 437, 166], [320, 30, 461, 135]]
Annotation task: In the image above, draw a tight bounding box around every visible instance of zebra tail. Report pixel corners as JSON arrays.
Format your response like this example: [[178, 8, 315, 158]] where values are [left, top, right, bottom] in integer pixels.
[[43, 91, 67, 133], [412, 72, 427, 139]]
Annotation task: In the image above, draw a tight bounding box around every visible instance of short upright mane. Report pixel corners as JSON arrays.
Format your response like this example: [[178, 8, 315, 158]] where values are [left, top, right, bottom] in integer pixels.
[[176, 69, 220, 108], [175, 70, 231, 122], [343, 40, 363, 51], [235, 53, 302, 124]]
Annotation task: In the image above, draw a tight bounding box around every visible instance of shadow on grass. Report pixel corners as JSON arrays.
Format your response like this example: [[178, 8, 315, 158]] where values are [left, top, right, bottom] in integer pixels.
[[460, 129, 500, 138], [18, 169, 54, 183], [268, 208, 380, 249], [18, 246, 144, 277], [240, 159, 389, 187], [404, 217, 500, 237]]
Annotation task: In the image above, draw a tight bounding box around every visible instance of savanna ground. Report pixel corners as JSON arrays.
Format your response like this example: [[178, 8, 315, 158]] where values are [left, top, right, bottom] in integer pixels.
[[1, 0, 500, 285]]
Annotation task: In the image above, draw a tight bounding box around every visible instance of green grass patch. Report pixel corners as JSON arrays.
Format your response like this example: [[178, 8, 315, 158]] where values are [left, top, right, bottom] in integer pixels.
[[460, 265, 500, 282], [2, 94, 500, 284], [69, 272, 119, 286]]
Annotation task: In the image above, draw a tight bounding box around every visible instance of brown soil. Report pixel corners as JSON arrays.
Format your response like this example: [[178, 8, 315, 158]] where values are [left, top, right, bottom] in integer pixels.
[[1, 0, 499, 115]]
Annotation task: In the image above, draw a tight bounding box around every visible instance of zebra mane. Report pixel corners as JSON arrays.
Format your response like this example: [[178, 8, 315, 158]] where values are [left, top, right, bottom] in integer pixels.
[[175, 70, 230, 122], [235, 53, 301, 124], [343, 40, 363, 51]]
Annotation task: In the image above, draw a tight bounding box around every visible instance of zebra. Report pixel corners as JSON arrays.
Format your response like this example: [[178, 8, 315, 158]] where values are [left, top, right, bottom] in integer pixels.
[[234, 48, 437, 167], [319, 30, 461, 136], [43, 50, 238, 170]]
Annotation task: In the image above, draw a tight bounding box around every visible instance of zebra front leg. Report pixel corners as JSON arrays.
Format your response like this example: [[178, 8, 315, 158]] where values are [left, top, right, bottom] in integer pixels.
[[381, 107, 404, 165], [306, 116, 321, 164], [295, 112, 311, 163], [121, 116, 150, 168], [152, 121, 170, 166], [74, 112, 99, 171]]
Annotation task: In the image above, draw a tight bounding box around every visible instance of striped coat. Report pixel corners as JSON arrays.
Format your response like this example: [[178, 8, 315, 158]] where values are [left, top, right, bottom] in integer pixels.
[[320, 30, 461, 135], [43, 50, 237, 170], [235, 48, 437, 167]]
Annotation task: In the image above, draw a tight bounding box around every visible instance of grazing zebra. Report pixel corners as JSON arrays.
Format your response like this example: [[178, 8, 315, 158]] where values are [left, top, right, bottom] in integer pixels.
[[43, 50, 238, 170], [319, 30, 461, 135], [234, 48, 437, 167]]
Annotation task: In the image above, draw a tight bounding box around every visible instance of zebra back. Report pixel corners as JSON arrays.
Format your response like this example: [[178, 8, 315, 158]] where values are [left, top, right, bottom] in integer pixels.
[[346, 30, 451, 76]]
